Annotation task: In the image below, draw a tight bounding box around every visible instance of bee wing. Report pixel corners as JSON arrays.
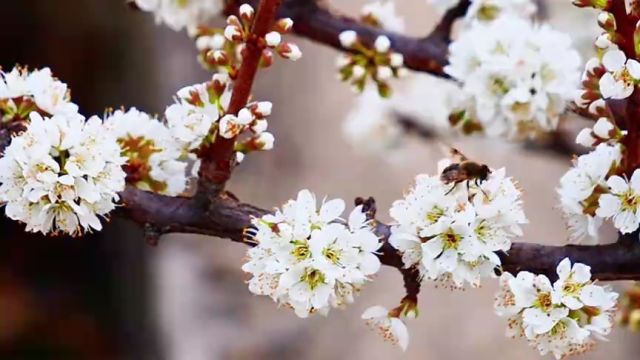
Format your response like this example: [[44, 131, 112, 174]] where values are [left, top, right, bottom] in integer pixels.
[[436, 141, 468, 162]]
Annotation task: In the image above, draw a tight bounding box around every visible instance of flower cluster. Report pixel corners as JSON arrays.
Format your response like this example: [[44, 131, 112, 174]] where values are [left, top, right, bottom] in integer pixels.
[[0, 111, 126, 236], [557, 139, 624, 244], [495, 258, 618, 359], [575, 8, 640, 115], [389, 163, 527, 288], [194, 29, 239, 76], [337, 30, 406, 97], [164, 73, 275, 160], [104, 108, 188, 196], [445, 16, 581, 137], [1, 66, 77, 124], [165, 74, 231, 151], [242, 189, 381, 318], [224, 4, 301, 63], [133, 0, 224, 35]]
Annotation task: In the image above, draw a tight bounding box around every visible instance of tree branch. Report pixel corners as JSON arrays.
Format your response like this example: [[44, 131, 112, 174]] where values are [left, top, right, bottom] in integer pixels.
[[228, 0, 471, 77], [198, 0, 282, 192], [116, 185, 640, 281]]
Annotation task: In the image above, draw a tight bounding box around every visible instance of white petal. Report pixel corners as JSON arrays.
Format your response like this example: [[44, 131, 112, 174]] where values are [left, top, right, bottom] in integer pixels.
[[627, 59, 640, 79], [390, 318, 409, 351], [362, 305, 388, 319], [607, 175, 628, 194], [319, 198, 345, 222], [602, 49, 626, 71]]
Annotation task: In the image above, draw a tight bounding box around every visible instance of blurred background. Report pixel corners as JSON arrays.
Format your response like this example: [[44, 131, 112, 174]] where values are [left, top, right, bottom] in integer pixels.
[[1, 0, 639, 359]]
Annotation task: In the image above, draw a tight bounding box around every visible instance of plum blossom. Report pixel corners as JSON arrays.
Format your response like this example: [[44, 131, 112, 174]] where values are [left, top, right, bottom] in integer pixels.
[[495, 258, 618, 359], [133, 0, 224, 35], [596, 170, 640, 234], [557, 143, 622, 243], [389, 163, 527, 288], [242, 189, 381, 317], [598, 48, 640, 99], [165, 74, 231, 151], [0, 111, 126, 236], [445, 16, 581, 137], [104, 108, 188, 196], [0, 66, 78, 123], [361, 305, 409, 351]]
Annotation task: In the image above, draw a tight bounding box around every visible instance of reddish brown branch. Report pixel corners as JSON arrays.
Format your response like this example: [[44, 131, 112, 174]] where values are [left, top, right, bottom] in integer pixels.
[[115, 186, 640, 281], [198, 0, 282, 191], [228, 0, 471, 76]]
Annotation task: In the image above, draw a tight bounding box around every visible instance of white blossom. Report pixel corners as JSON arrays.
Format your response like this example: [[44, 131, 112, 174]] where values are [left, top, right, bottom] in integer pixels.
[[596, 170, 640, 234], [104, 108, 188, 196], [0, 111, 126, 236], [599, 48, 640, 99], [495, 258, 618, 359], [342, 87, 403, 153], [445, 16, 581, 137], [164, 74, 231, 150], [557, 144, 622, 243], [0, 66, 78, 119], [134, 0, 224, 35], [389, 165, 526, 288], [242, 190, 381, 317], [361, 305, 409, 351]]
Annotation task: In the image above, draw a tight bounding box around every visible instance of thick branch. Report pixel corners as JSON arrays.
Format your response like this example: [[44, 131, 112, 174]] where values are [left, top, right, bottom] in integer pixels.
[[229, 0, 471, 77], [117, 186, 640, 281]]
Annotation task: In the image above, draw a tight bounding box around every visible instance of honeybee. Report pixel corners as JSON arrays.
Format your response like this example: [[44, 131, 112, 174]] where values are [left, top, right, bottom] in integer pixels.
[[440, 147, 491, 194]]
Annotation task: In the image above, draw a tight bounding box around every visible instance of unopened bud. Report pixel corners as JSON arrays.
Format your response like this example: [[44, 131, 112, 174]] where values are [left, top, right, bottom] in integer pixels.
[[374, 35, 391, 53], [339, 30, 358, 48], [224, 25, 243, 42], [265, 31, 282, 47], [275, 18, 294, 33], [239, 4, 255, 22], [260, 49, 274, 68], [277, 42, 302, 61]]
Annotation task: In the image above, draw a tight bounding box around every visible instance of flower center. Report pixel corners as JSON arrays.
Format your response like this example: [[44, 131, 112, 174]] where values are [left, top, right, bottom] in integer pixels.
[[301, 268, 326, 290], [620, 190, 640, 213], [425, 206, 444, 223], [442, 228, 462, 250], [291, 240, 311, 261], [534, 292, 553, 311], [322, 246, 342, 265]]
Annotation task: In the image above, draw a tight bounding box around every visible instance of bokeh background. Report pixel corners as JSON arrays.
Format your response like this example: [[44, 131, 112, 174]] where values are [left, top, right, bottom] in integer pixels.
[[1, 1, 639, 359]]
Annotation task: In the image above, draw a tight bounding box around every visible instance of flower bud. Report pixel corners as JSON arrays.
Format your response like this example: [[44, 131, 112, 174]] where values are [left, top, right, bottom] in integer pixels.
[[265, 31, 282, 47], [575, 128, 596, 147], [374, 35, 391, 53], [239, 4, 255, 22], [277, 42, 302, 61], [256, 132, 274, 150], [224, 25, 243, 42], [275, 18, 294, 33], [593, 117, 614, 138], [389, 52, 404, 68], [339, 30, 358, 48]]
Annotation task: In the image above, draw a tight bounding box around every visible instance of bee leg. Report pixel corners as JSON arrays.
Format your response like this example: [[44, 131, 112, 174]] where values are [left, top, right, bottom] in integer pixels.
[[476, 178, 489, 198], [445, 182, 459, 195]]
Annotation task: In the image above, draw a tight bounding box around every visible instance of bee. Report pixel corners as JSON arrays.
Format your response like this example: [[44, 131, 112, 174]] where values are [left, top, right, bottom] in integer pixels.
[[440, 148, 491, 194]]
